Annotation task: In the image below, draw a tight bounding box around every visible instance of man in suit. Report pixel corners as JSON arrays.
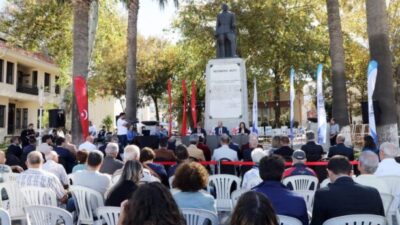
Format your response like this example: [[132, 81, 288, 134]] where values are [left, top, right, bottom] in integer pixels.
[[310, 156, 384, 225], [327, 134, 354, 160], [301, 131, 325, 161], [214, 121, 229, 136]]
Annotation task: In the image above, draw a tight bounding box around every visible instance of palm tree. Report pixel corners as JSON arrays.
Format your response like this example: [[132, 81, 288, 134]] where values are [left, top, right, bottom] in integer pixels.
[[123, 0, 178, 123], [326, 0, 349, 129], [366, 0, 399, 145], [72, 0, 90, 145]]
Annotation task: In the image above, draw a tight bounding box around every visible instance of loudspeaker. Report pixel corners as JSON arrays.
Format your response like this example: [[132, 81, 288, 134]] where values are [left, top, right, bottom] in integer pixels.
[[48, 109, 66, 128], [361, 101, 380, 124]]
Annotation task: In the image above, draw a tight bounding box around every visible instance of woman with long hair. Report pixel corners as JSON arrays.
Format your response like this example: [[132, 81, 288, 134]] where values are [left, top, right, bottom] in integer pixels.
[[230, 191, 278, 225], [362, 134, 379, 155], [238, 122, 251, 135], [105, 160, 142, 206], [118, 182, 185, 225]]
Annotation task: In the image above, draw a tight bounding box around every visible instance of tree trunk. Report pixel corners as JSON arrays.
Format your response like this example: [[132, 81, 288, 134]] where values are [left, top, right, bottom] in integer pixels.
[[274, 74, 281, 128], [88, 0, 99, 76], [72, 0, 90, 145], [125, 0, 139, 122], [152, 96, 160, 122], [366, 0, 399, 146], [395, 65, 400, 134], [326, 0, 349, 128]]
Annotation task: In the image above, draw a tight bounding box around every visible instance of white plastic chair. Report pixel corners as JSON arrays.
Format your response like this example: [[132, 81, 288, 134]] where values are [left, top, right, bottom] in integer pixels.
[[207, 175, 241, 211], [322, 214, 386, 225], [169, 176, 175, 188], [277, 215, 302, 225], [294, 190, 315, 212], [282, 175, 319, 191], [378, 176, 400, 225], [380, 193, 394, 216], [111, 175, 120, 184], [0, 208, 11, 225], [245, 177, 262, 189], [0, 181, 25, 221], [67, 174, 74, 185], [20, 187, 57, 206], [70, 185, 104, 225], [181, 208, 219, 225], [320, 178, 331, 188], [97, 206, 120, 225], [231, 189, 247, 208], [25, 205, 73, 225]]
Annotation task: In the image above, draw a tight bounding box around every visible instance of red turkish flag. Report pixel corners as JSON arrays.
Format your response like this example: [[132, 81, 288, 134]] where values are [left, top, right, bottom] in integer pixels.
[[168, 79, 172, 137], [73, 76, 89, 139], [191, 81, 197, 128], [181, 80, 187, 136]]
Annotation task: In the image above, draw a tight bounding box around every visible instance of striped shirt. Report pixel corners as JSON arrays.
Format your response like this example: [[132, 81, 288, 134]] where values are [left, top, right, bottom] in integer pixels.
[[17, 168, 66, 199], [42, 160, 69, 186]]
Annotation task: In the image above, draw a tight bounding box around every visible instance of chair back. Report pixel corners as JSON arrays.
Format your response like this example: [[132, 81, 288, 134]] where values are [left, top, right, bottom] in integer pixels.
[[0, 208, 10, 225], [380, 193, 393, 216], [282, 175, 319, 191], [294, 190, 315, 212], [169, 176, 175, 188], [378, 176, 400, 222], [207, 174, 241, 211], [231, 189, 247, 208], [70, 185, 104, 225], [25, 205, 73, 225], [277, 215, 302, 225], [181, 208, 219, 225], [0, 182, 25, 220], [111, 175, 121, 184], [320, 178, 331, 188], [322, 214, 386, 225], [246, 177, 262, 189], [97, 206, 120, 225], [20, 187, 57, 206], [67, 174, 74, 185], [218, 158, 236, 175]]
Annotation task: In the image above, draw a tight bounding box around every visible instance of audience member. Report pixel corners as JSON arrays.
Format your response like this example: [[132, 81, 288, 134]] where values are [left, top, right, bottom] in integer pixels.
[[55, 137, 76, 173], [212, 134, 238, 161], [238, 122, 250, 135], [329, 118, 339, 146], [230, 191, 278, 225], [154, 138, 176, 162], [17, 151, 67, 203], [100, 143, 123, 175], [310, 156, 384, 225], [0, 151, 23, 173], [253, 155, 308, 225], [140, 147, 168, 185], [362, 135, 379, 155], [300, 131, 324, 161], [172, 162, 216, 213], [118, 182, 185, 225], [21, 136, 37, 169], [168, 144, 189, 177], [73, 150, 111, 196], [42, 134, 54, 147], [37, 142, 52, 155], [63, 134, 78, 156], [105, 160, 142, 207], [283, 150, 316, 179], [78, 136, 97, 151], [187, 134, 205, 161], [242, 148, 266, 190], [6, 137, 22, 167], [214, 121, 229, 136], [43, 151, 69, 187], [374, 142, 400, 176], [273, 136, 294, 161], [242, 134, 259, 161], [354, 151, 390, 194], [117, 112, 129, 147], [72, 150, 88, 173], [167, 136, 177, 151], [268, 136, 281, 154], [327, 134, 354, 160], [197, 136, 211, 161]]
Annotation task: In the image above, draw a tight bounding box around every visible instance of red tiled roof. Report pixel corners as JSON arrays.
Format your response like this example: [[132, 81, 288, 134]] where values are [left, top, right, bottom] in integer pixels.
[[0, 39, 55, 65]]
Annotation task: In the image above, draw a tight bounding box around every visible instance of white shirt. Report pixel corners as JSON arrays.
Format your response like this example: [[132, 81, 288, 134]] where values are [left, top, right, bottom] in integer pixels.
[[354, 174, 390, 194], [42, 160, 69, 186], [329, 124, 339, 135], [212, 145, 238, 161], [78, 141, 97, 151], [374, 158, 400, 176], [73, 170, 111, 196], [89, 125, 97, 136], [117, 118, 128, 135], [242, 167, 262, 190]]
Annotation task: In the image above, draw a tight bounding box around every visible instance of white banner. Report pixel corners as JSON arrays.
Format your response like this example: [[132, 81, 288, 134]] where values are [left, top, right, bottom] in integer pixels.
[[367, 60, 378, 145], [317, 64, 327, 144], [252, 78, 258, 134], [290, 68, 295, 140]]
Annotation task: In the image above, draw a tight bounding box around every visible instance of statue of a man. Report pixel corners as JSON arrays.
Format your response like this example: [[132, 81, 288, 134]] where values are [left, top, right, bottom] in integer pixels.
[[215, 3, 237, 58]]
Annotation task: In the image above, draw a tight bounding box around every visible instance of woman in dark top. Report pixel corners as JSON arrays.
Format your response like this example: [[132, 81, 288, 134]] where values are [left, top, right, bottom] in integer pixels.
[[105, 160, 142, 207], [238, 122, 251, 135], [362, 134, 379, 155]]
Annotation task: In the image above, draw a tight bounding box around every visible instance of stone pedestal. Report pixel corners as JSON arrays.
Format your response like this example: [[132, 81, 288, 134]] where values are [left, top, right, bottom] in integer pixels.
[[204, 58, 248, 133]]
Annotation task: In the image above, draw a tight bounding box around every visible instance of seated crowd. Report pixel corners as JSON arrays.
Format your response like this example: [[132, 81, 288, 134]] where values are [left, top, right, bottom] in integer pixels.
[[1, 129, 400, 225]]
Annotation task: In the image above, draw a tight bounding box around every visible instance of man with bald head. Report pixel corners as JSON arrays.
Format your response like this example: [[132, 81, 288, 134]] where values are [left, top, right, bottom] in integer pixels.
[[17, 151, 67, 203], [328, 134, 354, 160], [78, 136, 97, 151], [375, 142, 400, 176]]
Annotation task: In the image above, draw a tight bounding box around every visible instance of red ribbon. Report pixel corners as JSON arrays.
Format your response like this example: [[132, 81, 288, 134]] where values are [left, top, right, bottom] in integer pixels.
[[154, 161, 359, 166], [168, 79, 172, 137], [181, 80, 187, 136], [73, 75, 89, 139], [191, 81, 197, 128]]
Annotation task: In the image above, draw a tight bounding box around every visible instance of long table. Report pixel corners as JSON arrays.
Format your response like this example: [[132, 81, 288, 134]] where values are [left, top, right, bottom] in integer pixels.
[[181, 135, 249, 151]]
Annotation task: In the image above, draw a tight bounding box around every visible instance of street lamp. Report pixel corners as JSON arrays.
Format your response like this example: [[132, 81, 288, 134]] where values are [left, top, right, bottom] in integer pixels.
[[38, 86, 44, 144]]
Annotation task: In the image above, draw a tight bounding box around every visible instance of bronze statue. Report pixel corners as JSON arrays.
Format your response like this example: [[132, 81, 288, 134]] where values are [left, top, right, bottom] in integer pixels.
[[215, 3, 237, 58]]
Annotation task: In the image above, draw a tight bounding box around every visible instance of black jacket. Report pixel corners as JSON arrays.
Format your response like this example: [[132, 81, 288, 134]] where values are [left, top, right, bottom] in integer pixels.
[[274, 146, 294, 161], [301, 141, 324, 161], [328, 143, 354, 160], [310, 177, 384, 225]]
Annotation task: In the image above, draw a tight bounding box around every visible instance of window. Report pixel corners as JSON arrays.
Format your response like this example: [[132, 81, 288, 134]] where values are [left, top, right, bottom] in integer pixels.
[[16, 108, 21, 129], [44, 73, 51, 92], [0, 105, 5, 128], [0, 59, 3, 82], [32, 71, 38, 87], [55, 75, 60, 94], [22, 108, 28, 129], [6, 62, 14, 84]]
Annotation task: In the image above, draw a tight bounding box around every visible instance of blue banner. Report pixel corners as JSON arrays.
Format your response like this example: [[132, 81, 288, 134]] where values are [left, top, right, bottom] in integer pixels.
[[252, 78, 258, 135], [290, 68, 295, 141], [317, 64, 327, 144], [367, 60, 378, 145]]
